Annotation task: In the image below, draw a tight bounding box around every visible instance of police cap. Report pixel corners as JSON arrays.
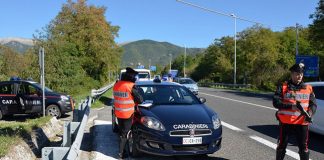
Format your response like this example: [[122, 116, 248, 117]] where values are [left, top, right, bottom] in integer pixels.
[[125, 67, 138, 74], [289, 63, 305, 73]]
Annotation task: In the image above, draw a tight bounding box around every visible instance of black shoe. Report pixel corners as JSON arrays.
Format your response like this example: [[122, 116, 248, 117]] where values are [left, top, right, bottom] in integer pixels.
[[118, 153, 124, 160]]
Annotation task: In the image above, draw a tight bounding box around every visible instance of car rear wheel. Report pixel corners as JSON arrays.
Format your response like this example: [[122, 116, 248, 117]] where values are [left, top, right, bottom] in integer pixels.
[[128, 130, 140, 157], [111, 110, 119, 133], [46, 105, 62, 118]]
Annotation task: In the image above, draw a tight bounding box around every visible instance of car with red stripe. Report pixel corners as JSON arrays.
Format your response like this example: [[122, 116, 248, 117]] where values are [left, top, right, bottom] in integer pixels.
[[0, 79, 74, 119]]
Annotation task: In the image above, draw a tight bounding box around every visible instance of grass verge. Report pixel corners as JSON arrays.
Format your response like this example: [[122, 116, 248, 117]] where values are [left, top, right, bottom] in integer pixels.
[[0, 116, 52, 157]]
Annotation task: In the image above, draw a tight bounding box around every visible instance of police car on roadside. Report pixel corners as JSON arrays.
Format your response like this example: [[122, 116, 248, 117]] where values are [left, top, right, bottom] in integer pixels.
[[0, 78, 74, 119], [112, 79, 222, 157]]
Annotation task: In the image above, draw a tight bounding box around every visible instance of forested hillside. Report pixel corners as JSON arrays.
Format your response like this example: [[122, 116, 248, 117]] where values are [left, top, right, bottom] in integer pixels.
[[121, 39, 204, 67]]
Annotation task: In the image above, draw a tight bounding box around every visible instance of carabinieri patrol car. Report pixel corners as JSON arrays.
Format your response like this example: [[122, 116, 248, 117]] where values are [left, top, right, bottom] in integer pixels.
[[0, 78, 74, 119], [112, 79, 222, 157]]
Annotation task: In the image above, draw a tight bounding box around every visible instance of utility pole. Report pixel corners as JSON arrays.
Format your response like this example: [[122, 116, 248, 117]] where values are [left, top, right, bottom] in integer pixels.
[[184, 45, 186, 77]]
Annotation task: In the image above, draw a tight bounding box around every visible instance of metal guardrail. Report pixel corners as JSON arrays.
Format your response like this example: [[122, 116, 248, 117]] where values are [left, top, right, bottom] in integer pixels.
[[199, 82, 251, 88], [91, 82, 115, 101], [42, 82, 115, 160], [42, 97, 91, 160]]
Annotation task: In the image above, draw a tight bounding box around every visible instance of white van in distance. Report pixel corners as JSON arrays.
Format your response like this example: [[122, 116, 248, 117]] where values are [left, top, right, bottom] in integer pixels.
[[120, 69, 151, 81]]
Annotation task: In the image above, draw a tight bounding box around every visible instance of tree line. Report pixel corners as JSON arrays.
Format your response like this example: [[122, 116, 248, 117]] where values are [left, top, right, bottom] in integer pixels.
[[1, 0, 323, 94], [170, 1, 324, 91], [0, 0, 121, 96]]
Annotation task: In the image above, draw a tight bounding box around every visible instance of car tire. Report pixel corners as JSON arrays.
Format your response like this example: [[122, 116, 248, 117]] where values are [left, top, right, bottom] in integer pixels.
[[128, 130, 140, 157], [111, 110, 119, 133], [46, 105, 62, 118]]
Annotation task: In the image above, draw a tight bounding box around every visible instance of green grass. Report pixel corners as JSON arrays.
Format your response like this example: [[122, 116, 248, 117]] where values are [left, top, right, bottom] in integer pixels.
[[91, 89, 113, 108], [0, 116, 52, 157]]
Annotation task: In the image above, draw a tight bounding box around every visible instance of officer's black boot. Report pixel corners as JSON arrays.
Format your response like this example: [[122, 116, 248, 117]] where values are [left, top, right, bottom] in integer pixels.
[[299, 150, 309, 160], [276, 149, 286, 160], [119, 136, 127, 159]]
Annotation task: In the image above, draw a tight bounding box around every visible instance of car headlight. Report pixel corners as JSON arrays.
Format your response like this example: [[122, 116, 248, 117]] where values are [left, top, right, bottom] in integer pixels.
[[212, 115, 221, 129], [61, 95, 69, 101], [141, 116, 165, 131]]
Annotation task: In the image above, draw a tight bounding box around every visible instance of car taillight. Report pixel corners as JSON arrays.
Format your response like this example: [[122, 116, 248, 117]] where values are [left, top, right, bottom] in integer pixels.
[[70, 97, 75, 110]]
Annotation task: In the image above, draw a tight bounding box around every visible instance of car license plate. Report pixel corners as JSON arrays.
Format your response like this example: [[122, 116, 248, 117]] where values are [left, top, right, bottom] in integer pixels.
[[182, 137, 202, 145]]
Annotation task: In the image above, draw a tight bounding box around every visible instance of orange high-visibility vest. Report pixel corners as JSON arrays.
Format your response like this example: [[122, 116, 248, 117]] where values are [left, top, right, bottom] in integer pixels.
[[113, 81, 135, 119], [277, 82, 312, 125]]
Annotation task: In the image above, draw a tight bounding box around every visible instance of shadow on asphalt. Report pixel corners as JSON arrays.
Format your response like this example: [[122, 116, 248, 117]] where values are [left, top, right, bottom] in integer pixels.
[[248, 125, 324, 154], [99, 96, 113, 106], [93, 123, 229, 160]]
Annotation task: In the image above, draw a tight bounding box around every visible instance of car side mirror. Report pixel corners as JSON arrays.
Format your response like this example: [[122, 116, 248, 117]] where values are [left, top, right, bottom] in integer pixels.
[[199, 97, 206, 104]]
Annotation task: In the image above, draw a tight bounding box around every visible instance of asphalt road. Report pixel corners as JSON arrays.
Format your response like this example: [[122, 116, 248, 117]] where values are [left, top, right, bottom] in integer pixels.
[[90, 87, 324, 160]]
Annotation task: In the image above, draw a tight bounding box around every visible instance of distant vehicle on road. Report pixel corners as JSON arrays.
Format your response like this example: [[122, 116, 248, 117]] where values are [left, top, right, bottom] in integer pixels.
[[120, 69, 151, 81], [112, 80, 222, 157], [174, 77, 199, 95], [0, 79, 74, 119], [306, 82, 324, 135]]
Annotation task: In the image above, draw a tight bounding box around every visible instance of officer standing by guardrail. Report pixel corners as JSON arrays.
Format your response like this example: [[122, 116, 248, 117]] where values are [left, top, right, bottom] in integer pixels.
[[273, 63, 317, 160], [113, 67, 143, 159]]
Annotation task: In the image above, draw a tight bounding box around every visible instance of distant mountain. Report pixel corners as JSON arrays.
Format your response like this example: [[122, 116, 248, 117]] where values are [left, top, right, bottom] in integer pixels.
[[121, 39, 205, 67], [0, 38, 205, 67], [0, 37, 33, 53]]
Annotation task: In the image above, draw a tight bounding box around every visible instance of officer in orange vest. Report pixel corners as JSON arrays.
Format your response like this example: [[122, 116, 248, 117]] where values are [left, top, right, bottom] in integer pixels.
[[113, 67, 143, 159], [273, 63, 317, 160]]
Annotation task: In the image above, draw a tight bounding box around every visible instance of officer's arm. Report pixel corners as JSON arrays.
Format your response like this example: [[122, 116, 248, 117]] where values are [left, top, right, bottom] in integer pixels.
[[132, 86, 143, 104], [273, 84, 293, 109], [308, 91, 317, 116]]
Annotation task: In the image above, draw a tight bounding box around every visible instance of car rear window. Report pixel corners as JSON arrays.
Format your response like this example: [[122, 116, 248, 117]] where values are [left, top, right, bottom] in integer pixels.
[[312, 86, 324, 100], [0, 83, 13, 94]]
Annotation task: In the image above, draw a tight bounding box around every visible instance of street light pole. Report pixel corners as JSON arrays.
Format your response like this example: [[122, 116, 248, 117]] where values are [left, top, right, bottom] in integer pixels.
[[176, 0, 262, 85], [296, 23, 299, 56], [231, 14, 237, 85], [184, 45, 186, 77], [169, 53, 172, 72]]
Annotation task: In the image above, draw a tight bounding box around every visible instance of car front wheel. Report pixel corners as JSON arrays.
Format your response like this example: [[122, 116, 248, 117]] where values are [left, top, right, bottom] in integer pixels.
[[128, 130, 140, 157], [46, 105, 62, 118]]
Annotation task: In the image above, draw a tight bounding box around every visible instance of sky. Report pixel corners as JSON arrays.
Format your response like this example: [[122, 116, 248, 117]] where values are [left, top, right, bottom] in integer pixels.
[[0, 0, 319, 48]]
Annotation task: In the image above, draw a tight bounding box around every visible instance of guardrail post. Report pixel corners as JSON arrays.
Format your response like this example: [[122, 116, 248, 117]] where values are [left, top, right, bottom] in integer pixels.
[[42, 147, 69, 160], [62, 122, 80, 147]]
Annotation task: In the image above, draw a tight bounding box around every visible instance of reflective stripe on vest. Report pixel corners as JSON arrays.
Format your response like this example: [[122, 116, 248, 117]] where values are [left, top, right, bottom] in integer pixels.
[[277, 110, 301, 116], [115, 107, 135, 112], [277, 82, 312, 125], [113, 81, 135, 119], [114, 99, 135, 105]]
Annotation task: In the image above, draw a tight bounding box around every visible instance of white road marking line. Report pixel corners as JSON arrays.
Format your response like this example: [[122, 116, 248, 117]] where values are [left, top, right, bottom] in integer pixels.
[[94, 120, 112, 125], [200, 92, 277, 111], [221, 121, 244, 132], [250, 135, 310, 160]]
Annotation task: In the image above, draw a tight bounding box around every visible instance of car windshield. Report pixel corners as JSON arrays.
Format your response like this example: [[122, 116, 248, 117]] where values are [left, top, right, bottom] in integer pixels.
[[32, 83, 53, 92], [138, 73, 150, 79], [179, 78, 196, 84], [137, 85, 200, 105]]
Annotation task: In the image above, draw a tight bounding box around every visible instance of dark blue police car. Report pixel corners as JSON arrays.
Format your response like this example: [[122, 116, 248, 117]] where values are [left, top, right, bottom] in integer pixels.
[[0, 79, 74, 119], [112, 80, 222, 157]]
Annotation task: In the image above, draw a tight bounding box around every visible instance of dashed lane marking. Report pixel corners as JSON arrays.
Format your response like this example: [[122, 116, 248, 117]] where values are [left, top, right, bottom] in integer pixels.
[[250, 135, 310, 160], [200, 92, 277, 111]]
